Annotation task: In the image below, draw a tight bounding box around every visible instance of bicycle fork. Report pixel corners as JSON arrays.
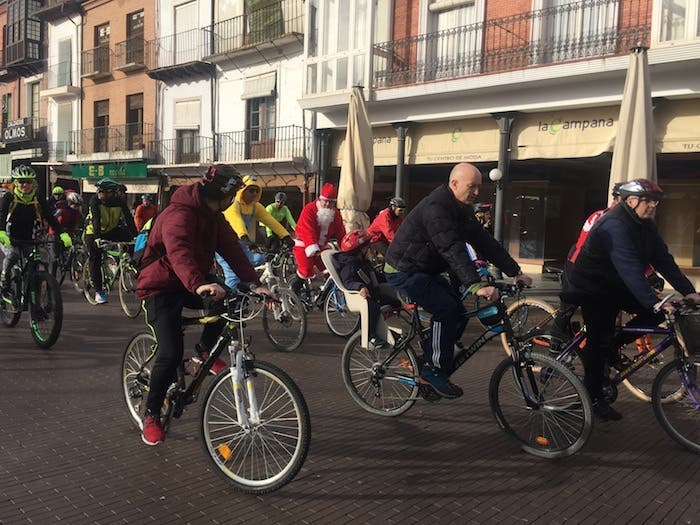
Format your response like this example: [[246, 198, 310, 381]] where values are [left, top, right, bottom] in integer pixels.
[[228, 341, 261, 427]]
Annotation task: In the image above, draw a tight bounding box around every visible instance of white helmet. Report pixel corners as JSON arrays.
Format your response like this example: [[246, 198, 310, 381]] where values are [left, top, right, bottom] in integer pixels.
[[67, 192, 83, 205]]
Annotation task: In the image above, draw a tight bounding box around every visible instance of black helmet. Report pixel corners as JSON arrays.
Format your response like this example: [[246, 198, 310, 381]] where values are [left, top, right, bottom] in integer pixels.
[[611, 182, 624, 197], [201, 164, 243, 198], [275, 191, 287, 202], [618, 179, 663, 201], [389, 197, 405, 208]]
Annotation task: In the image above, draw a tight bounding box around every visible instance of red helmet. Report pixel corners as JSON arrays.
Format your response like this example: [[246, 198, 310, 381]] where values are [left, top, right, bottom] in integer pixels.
[[201, 164, 243, 197], [341, 230, 372, 252]]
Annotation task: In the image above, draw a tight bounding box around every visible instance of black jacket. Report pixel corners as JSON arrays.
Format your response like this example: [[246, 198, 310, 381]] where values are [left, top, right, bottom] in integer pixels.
[[567, 202, 694, 309], [332, 251, 382, 293], [385, 185, 520, 286], [0, 191, 62, 241]]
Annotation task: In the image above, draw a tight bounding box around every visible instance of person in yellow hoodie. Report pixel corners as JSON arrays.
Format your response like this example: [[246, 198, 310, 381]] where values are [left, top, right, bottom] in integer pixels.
[[215, 175, 294, 291]]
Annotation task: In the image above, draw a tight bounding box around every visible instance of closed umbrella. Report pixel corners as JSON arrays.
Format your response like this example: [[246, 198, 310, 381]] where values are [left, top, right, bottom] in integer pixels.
[[608, 46, 656, 204], [337, 86, 374, 232]]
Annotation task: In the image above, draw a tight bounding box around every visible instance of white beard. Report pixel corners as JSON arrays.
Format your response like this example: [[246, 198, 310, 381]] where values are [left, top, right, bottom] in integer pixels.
[[316, 203, 335, 247]]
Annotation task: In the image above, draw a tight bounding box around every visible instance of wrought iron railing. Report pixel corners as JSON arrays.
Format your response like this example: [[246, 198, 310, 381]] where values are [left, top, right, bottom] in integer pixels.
[[41, 61, 79, 90], [71, 123, 154, 155], [82, 46, 112, 77], [149, 136, 215, 165], [31, 116, 48, 141], [145, 27, 210, 70], [45, 141, 72, 161], [373, 0, 650, 88], [114, 37, 146, 68], [211, 0, 304, 55], [217, 125, 310, 162]]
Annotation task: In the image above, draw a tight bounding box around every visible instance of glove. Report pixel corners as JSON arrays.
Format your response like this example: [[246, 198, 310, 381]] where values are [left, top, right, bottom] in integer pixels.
[[282, 236, 295, 250], [0, 231, 9, 247], [59, 232, 73, 248]]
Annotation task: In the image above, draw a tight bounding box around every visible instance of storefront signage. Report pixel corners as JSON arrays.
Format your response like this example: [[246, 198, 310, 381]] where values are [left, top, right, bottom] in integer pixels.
[[72, 163, 148, 179], [537, 117, 614, 135], [2, 118, 33, 144]]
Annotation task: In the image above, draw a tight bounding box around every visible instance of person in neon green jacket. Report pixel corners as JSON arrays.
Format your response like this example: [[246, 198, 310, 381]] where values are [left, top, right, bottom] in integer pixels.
[[263, 191, 296, 251], [217, 175, 293, 291]]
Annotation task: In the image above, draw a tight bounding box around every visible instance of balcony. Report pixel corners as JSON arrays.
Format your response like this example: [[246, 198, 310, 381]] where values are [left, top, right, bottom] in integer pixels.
[[32, 0, 83, 22], [145, 28, 214, 82], [82, 46, 113, 80], [45, 141, 72, 162], [209, 0, 304, 61], [372, 0, 650, 89], [217, 125, 310, 164], [70, 123, 154, 160], [40, 61, 81, 99], [114, 37, 147, 73], [148, 136, 215, 166]]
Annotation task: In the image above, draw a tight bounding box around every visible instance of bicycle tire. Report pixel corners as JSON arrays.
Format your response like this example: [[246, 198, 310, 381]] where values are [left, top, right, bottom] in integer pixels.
[[0, 271, 22, 327], [652, 356, 700, 454], [324, 288, 360, 337], [200, 360, 311, 494], [119, 264, 142, 318], [71, 247, 88, 291], [489, 352, 592, 459], [28, 271, 63, 349], [500, 298, 556, 355], [121, 332, 158, 429], [280, 253, 297, 282], [341, 331, 419, 416], [262, 288, 307, 352], [82, 262, 99, 305]]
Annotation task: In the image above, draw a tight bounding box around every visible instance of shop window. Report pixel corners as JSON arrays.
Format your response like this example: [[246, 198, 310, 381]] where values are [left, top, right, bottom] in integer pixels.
[[655, 182, 700, 267]]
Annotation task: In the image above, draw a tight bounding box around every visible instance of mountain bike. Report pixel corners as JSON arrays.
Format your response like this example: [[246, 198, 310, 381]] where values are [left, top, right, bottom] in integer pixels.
[[53, 235, 88, 290], [341, 282, 593, 459], [82, 240, 141, 318], [120, 287, 311, 493], [0, 238, 63, 349]]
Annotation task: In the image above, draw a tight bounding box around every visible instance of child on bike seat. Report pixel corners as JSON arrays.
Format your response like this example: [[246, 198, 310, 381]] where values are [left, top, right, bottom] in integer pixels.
[[332, 230, 401, 350]]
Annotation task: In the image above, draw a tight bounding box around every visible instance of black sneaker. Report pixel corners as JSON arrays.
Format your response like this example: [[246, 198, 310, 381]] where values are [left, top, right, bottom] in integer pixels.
[[592, 399, 623, 422], [418, 365, 463, 399], [368, 337, 387, 350], [609, 352, 633, 371]]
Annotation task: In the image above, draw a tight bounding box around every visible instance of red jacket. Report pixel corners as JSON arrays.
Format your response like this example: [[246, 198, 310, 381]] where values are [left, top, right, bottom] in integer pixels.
[[366, 207, 402, 244], [137, 184, 260, 299], [134, 203, 157, 231]]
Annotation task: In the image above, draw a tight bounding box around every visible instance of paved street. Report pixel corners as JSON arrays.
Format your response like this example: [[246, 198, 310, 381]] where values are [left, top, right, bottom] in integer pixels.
[[1, 285, 699, 524]]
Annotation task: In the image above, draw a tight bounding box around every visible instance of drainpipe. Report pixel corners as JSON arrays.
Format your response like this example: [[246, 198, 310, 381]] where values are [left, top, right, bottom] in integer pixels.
[[210, 0, 217, 160]]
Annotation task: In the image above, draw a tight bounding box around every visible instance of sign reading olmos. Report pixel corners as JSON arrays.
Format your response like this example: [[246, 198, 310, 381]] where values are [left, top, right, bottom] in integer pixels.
[[2, 118, 33, 144], [72, 163, 148, 179]]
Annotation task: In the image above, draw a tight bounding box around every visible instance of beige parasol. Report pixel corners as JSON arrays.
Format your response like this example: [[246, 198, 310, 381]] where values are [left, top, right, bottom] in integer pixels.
[[608, 46, 657, 204], [337, 86, 374, 232]]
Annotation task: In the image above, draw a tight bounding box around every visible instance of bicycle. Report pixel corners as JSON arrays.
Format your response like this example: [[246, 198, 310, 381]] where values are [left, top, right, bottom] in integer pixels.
[[82, 240, 141, 318], [53, 235, 88, 290], [120, 287, 311, 493], [340, 280, 593, 459], [296, 271, 361, 337], [0, 238, 63, 349]]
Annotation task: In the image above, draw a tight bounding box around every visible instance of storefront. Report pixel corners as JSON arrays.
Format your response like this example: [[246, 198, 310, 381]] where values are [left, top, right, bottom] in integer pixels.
[[71, 162, 160, 210]]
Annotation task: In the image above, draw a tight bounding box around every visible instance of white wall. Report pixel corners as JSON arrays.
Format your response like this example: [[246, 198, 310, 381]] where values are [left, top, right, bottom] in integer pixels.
[[158, 0, 211, 37], [161, 79, 213, 139]]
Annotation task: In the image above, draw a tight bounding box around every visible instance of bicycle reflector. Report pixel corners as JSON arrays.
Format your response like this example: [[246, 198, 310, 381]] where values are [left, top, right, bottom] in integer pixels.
[[217, 443, 232, 460], [476, 305, 503, 331]]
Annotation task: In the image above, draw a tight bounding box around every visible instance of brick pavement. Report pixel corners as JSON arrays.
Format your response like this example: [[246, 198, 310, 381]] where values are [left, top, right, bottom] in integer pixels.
[[0, 287, 698, 524]]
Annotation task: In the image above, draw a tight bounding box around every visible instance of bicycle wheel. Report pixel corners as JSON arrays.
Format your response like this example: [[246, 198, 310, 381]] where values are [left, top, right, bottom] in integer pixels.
[[71, 247, 88, 292], [0, 271, 22, 327], [280, 253, 297, 282], [262, 288, 307, 352], [200, 360, 311, 494], [652, 356, 700, 454], [324, 288, 360, 337], [489, 352, 592, 458], [29, 271, 63, 349], [119, 264, 142, 318], [121, 332, 158, 429], [82, 262, 99, 305], [341, 331, 419, 416], [501, 298, 556, 355]]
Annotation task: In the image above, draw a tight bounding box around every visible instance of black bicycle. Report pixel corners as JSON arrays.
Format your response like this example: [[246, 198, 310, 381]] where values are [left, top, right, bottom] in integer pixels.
[[120, 287, 311, 493], [1, 238, 63, 348]]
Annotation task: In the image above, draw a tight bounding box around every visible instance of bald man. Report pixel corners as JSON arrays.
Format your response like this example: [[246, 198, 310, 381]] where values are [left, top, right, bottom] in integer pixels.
[[385, 163, 532, 399]]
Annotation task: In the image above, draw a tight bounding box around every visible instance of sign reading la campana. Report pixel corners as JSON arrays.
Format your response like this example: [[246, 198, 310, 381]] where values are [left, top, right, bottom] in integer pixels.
[[72, 163, 148, 179]]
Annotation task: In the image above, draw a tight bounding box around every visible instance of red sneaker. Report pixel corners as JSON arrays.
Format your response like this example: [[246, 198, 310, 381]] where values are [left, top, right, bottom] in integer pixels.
[[142, 415, 165, 446]]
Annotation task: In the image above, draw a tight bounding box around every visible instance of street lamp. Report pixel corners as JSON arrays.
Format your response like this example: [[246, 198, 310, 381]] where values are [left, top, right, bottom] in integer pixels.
[[489, 168, 504, 244]]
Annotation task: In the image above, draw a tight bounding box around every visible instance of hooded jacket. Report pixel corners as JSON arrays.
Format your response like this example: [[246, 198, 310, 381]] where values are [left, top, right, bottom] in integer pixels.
[[223, 175, 289, 243], [0, 188, 63, 241], [136, 183, 260, 300]]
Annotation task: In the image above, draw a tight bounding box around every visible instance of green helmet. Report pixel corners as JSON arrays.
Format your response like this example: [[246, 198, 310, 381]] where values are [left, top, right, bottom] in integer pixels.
[[95, 177, 118, 190], [11, 165, 37, 180], [52, 186, 65, 195]]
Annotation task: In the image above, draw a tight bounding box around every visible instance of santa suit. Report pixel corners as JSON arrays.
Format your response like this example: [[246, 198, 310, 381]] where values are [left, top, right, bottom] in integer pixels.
[[293, 200, 346, 278]]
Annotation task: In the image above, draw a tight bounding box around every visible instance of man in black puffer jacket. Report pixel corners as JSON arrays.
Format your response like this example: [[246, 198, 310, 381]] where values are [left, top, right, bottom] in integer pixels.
[[385, 163, 532, 399], [567, 178, 698, 421]]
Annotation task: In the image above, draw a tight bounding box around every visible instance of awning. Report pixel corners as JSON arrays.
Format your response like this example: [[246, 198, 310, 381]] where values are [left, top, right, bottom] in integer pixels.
[[241, 72, 276, 100], [81, 179, 159, 194], [656, 98, 700, 154]]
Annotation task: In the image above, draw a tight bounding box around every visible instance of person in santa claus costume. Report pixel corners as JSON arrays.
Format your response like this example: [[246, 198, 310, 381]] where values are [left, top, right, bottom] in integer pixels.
[[290, 182, 346, 295]]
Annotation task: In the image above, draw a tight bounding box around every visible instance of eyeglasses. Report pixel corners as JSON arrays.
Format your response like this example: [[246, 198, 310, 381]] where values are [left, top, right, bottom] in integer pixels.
[[17, 180, 34, 185], [639, 196, 660, 205]]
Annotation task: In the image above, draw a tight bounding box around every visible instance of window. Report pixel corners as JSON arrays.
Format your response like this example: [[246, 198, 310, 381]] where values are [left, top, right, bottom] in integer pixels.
[[94, 99, 109, 153], [56, 103, 72, 157], [174, 99, 201, 163], [174, 1, 199, 64], [27, 82, 39, 130], [58, 39, 72, 86], [126, 10, 145, 64], [1, 93, 13, 132], [94, 23, 110, 72], [5, 0, 43, 63], [246, 96, 276, 159], [656, 0, 700, 42], [126, 93, 144, 150]]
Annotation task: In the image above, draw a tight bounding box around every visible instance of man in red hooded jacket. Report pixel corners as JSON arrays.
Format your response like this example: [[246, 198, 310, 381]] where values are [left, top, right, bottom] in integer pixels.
[[136, 164, 271, 446]]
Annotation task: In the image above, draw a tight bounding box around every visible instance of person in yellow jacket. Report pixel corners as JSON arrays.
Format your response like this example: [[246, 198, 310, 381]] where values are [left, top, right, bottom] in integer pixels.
[[215, 174, 293, 291]]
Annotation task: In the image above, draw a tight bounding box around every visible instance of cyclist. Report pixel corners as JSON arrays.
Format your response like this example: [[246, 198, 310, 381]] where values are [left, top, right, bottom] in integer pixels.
[[263, 191, 296, 252], [566, 179, 699, 421], [134, 194, 157, 231], [48, 185, 65, 214], [49, 191, 84, 276], [384, 163, 532, 399], [473, 202, 493, 234], [290, 183, 346, 296], [0, 166, 72, 301], [136, 164, 271, 446], [84, 178, 137, 304], [218, 175, 294, 292], [366, 196, 405, 255]]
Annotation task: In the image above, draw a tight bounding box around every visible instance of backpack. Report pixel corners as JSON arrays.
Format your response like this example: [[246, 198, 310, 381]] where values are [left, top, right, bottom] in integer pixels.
[[132, 216, 155, 268]]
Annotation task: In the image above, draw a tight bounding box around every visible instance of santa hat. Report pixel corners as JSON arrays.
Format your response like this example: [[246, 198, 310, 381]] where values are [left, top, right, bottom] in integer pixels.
[[320, 183, 337, 199]]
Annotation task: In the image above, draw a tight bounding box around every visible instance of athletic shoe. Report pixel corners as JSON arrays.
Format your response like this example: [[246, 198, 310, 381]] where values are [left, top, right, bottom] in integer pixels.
[[95, 291, 108, 304], [592, 399, 623, 422], [368, 337, 388, 350], [418, 365, 463, 399], [142, 415, 165, 446]]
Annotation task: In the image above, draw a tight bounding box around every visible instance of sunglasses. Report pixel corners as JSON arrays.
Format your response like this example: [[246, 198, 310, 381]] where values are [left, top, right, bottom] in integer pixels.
[[17, 180, 34, 185]]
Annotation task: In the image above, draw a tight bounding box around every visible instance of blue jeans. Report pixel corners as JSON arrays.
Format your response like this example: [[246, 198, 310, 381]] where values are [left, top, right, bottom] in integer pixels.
[[386, 271, 467, 375], [215, 242, 265, 292]]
